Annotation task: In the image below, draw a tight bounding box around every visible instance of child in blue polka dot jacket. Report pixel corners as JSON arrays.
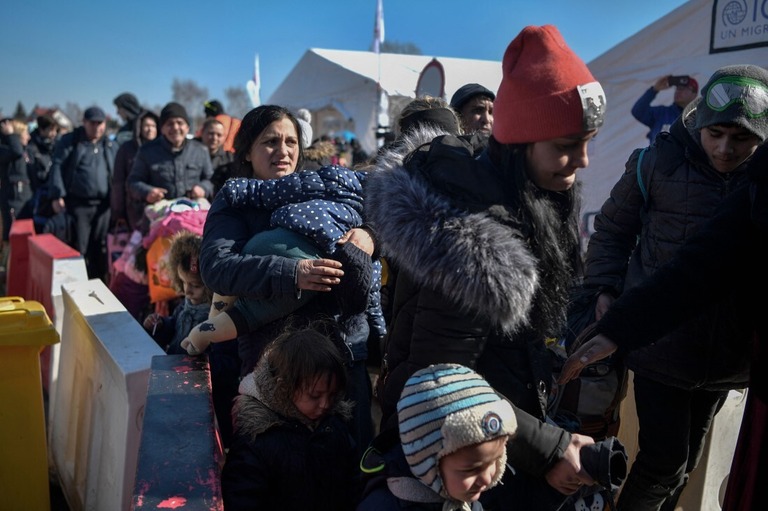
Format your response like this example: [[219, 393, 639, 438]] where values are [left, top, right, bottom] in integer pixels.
[[180, 163, 386, 372]]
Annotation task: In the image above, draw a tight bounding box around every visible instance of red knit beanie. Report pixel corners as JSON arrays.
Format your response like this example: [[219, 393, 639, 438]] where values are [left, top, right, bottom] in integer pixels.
[[492, 25, 606, 144]]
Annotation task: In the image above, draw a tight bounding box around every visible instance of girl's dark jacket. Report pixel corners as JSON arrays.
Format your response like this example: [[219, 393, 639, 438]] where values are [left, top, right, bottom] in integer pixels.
[[584, 103, 759, 390], [222, 355, 359, 511], [365, 126, 572, 477], [152, 298, 210, 355]]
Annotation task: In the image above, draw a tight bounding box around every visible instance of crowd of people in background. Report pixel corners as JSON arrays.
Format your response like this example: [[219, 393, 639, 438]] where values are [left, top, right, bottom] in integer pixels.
[[1, 21, 767, 511]]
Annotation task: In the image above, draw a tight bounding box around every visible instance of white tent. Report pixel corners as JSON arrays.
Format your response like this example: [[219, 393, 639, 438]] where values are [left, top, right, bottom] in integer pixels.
[[581, 0, 768, 234], [269, 2, 766, 229], [267, 48, 502, 155]]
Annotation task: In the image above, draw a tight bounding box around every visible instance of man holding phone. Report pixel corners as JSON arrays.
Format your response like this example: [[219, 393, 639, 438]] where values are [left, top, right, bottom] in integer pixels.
[[631, 74, 699, 142]]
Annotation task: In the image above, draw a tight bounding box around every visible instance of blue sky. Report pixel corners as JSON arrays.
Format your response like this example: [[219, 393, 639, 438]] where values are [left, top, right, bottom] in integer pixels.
[[1, 0, 689, 118]]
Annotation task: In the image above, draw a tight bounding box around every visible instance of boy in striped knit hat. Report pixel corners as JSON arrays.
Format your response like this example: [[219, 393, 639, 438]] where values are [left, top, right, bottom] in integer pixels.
[[358, 363, 517, 510]]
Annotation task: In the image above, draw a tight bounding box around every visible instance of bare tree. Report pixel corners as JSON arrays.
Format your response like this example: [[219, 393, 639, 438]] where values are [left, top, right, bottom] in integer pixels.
[[171, 79, 209, 131], [13, 102, 27, 121], [225, 86, 251, 119], [63, 102, 83, 127]]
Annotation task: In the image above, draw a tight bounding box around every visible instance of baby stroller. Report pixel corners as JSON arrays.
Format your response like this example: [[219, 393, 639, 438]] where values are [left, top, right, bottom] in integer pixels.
[[110, 197, 210, 319]]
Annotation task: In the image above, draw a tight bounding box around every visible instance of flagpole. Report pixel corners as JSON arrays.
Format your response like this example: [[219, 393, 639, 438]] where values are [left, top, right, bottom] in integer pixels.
[[373, 0, 388, 147], [247, 53, 261, 108]]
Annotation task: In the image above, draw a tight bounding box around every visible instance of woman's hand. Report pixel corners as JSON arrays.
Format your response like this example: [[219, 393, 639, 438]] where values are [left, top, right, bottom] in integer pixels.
[[338, 227, 374, 256], [545, 433, 596, 495], [558, 334, 618, 384], [296, 258, 344, 291]]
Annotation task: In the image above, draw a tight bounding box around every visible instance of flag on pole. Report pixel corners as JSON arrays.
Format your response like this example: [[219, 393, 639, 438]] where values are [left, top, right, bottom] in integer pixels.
[[373, 0, 385, 53], [246, 53, 261, 108]]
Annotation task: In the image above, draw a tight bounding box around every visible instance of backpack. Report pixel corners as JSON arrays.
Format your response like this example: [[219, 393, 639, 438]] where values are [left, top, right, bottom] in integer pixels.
[[549, 144, 659, 439], [634, 145, 657, 205], [42, 211, 75, 246], [551, 321, 629, 441]]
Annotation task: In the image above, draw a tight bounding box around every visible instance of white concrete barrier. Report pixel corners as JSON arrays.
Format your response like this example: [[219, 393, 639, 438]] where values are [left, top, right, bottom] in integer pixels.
[[45, 257, 89, 415], [49, 279, 164, 511]]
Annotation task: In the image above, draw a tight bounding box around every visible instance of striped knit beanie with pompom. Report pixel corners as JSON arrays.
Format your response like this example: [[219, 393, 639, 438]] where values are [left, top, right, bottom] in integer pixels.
[[397, 364, 517, 499]]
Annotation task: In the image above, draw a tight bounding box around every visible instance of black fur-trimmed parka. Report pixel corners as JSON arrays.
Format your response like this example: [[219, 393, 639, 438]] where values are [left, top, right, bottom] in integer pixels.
[[366, 126, 582, 424]]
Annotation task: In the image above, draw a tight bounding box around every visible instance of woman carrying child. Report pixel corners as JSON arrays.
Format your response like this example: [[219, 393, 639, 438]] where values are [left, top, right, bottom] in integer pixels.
[[198, 105, 380, 455]]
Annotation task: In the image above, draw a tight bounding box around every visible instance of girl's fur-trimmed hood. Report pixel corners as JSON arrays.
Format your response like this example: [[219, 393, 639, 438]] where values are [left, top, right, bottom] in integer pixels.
[[233, 355, 353, 440], [366, 127, 538, 334]]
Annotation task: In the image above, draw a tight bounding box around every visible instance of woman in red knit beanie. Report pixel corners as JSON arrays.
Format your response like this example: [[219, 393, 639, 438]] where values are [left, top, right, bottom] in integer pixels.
[[363, 24, 610, 509]]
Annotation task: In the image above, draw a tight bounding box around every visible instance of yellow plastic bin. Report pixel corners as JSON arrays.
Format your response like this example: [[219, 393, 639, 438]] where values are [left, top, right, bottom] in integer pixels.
[[0, 297, 59, 511]]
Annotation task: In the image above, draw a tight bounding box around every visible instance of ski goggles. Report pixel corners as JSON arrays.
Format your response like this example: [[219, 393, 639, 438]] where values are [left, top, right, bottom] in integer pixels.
[[705, 76, 768, 118]]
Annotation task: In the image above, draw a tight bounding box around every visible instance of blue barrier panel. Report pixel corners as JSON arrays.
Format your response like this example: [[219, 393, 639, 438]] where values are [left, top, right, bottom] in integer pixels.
[[132, 354, 224, 510]]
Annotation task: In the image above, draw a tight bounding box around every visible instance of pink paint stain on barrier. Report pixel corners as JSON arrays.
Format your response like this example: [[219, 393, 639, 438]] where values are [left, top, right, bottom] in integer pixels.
[[157, 496, 188, 508], [134, 481, 151, 507], [196, 468, 221, 487], [172, 364, 194, 373]]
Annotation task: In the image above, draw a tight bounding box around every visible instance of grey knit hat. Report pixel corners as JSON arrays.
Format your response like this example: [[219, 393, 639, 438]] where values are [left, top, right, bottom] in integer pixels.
[[397, 364, 517, 499], [695, 64, 768, 141]]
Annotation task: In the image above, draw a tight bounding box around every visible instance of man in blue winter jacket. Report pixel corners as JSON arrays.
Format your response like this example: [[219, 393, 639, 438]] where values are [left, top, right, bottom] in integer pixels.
[[631, 74, 697, 142]]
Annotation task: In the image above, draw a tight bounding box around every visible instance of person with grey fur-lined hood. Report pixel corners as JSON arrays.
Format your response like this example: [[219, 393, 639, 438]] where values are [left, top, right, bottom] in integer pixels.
[[365, 25, 608, 504], [221, 326, 360, 511]]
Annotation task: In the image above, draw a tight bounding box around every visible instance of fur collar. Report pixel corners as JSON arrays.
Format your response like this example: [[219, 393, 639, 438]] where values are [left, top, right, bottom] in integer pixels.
[[233, 355, 353, 440], [366, 127, 538, 334], [305, 140, 338, 161]]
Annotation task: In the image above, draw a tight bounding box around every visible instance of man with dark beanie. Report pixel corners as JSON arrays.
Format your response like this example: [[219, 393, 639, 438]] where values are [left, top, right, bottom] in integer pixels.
[[113, 92, 143, 146], [449, 82, 495, 135], [127, 101, 213, 227]]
